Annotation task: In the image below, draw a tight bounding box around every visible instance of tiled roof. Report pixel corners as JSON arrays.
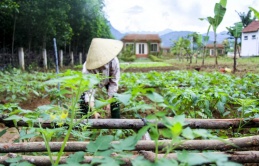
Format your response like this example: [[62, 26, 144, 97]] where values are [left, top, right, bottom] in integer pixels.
[[121, 34, 161, 42], [205, 44, 224, 48], [242, 21, 259, 33]]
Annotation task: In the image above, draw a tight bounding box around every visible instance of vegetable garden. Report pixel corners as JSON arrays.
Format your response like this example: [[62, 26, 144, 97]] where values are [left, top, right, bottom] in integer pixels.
[[0, 62, 259, 165]]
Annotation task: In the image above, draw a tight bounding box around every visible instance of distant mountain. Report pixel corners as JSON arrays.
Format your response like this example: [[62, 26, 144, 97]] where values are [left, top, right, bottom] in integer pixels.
[[158, 29, 173, 36], [205, 31, 232, 44], [160, 31, 194, 47], [108, 22, 125, 40], [108, 23, 231, 47], [160, 31, 232, 47]]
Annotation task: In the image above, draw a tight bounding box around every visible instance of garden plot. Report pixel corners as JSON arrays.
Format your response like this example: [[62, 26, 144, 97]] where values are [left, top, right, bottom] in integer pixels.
[[0, 68, 259, 165]]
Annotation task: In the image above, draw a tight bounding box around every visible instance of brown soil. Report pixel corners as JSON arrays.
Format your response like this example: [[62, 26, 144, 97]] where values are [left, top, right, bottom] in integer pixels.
[[0, 124, 19, 143], [19, 97, 51, 110], [121, 65, 251, 77], [0, 97, 51, 143]]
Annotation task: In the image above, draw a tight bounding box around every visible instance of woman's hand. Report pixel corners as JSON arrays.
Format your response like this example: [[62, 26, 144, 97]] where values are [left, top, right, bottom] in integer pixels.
[[93, 112, 100, 119], [89, 101, 94, 108], [104, 96, 113, 118], [104, 104, 111, 118], [89, 101, 100, 119], [105, 104, 110, 111]]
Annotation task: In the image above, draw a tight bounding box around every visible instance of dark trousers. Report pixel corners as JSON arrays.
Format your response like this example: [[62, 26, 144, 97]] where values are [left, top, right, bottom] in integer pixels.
[[79, 93, 120, 118]]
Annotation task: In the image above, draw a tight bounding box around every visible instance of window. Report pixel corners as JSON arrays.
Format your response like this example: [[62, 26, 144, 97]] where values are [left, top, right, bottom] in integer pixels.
[[252, 35, 256, 39], [138, 44, 144, 54], [218, 49, 223, 55], [150, 43, 158, 52], [244, 36, 248, 40]]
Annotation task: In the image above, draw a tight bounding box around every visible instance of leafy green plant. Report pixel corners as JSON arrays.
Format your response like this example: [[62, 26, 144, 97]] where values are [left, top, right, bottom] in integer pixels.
[[5, 156, 33, 166], [0, 69, 55, 103], [1, 67, 258, 165], [232, 98, 259, 135], [40, 70, 101, 165], [120, 70, 259, 120]]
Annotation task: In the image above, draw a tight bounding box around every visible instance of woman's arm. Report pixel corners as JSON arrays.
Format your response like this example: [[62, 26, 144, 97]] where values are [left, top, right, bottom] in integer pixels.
[[107, 57, 120, 97]]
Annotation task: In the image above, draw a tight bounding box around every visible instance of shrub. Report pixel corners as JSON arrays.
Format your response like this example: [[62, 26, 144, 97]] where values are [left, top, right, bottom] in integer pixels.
[[119, 46, 136, 62], [120, 55, 136, 62], [148, 54, 163, 62]]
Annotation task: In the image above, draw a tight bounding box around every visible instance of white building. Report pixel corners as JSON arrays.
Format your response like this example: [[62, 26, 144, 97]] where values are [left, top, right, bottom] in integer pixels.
[[121, 34, 161, 58], [241, 21, 259, 57]]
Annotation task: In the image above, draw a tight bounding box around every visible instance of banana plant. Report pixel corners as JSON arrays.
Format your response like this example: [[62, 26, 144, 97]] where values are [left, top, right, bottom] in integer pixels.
[[249, 7, 259, 19], [200, 0, 227, 65], [226, 22, 243, 73]]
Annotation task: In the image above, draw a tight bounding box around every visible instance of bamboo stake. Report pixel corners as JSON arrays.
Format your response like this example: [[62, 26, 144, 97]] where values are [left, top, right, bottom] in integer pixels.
[[0, 153, 93, 166], [1, 116, 259, 129], [1, 151, 259, 165], [140, 150, 259, 163], [0, 135, 259, 153]]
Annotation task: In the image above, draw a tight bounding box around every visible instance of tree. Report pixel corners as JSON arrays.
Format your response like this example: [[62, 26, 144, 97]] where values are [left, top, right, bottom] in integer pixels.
[[188, 32, 203, 64], [200, 0, 227, 66], [0, 0, 112, 50], [0, 0, 113, 67], [171, 37, 191, 62], [236, 9, 256, 27], [14, 0, 72, 50], [0, 0, 19, 53], [202, 35, 209, 66], [68, 0, 112, 54], [222, 39, 229, 54], [226, 22, 242, 73]]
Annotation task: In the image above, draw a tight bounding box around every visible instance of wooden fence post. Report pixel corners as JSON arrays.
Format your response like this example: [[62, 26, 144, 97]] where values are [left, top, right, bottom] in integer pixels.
[[18, 47, 25, 70], [79, 52, 82, 65], [70, 51, 74, 66], [59, 50, 63, 68], [42, 49, 47, 70]]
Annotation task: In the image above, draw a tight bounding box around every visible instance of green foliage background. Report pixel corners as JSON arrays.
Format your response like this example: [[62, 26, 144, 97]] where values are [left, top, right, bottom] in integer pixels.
[[0, 0, 113, 52]]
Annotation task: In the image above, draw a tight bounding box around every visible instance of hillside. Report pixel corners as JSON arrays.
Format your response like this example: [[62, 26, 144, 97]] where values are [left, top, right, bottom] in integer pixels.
[[160, 31, 231, 47]]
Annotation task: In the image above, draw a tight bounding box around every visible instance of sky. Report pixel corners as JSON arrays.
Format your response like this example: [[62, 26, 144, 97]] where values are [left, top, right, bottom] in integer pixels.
[[103, 0, 259, 34]]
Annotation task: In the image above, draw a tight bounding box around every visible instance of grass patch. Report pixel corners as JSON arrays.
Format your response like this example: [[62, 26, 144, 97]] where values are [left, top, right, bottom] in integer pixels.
[[120, 62, 172, 69], [164, 56, 259, 74]]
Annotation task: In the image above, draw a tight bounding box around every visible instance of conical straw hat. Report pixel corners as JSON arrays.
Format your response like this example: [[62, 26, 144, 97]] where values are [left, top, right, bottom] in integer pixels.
[[85, 38, 123, 70]]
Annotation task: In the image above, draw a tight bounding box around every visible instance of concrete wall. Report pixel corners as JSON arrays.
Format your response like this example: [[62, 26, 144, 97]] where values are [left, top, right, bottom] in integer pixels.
[[123, 42, 160, 58], [241, 31, 259, 56]]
